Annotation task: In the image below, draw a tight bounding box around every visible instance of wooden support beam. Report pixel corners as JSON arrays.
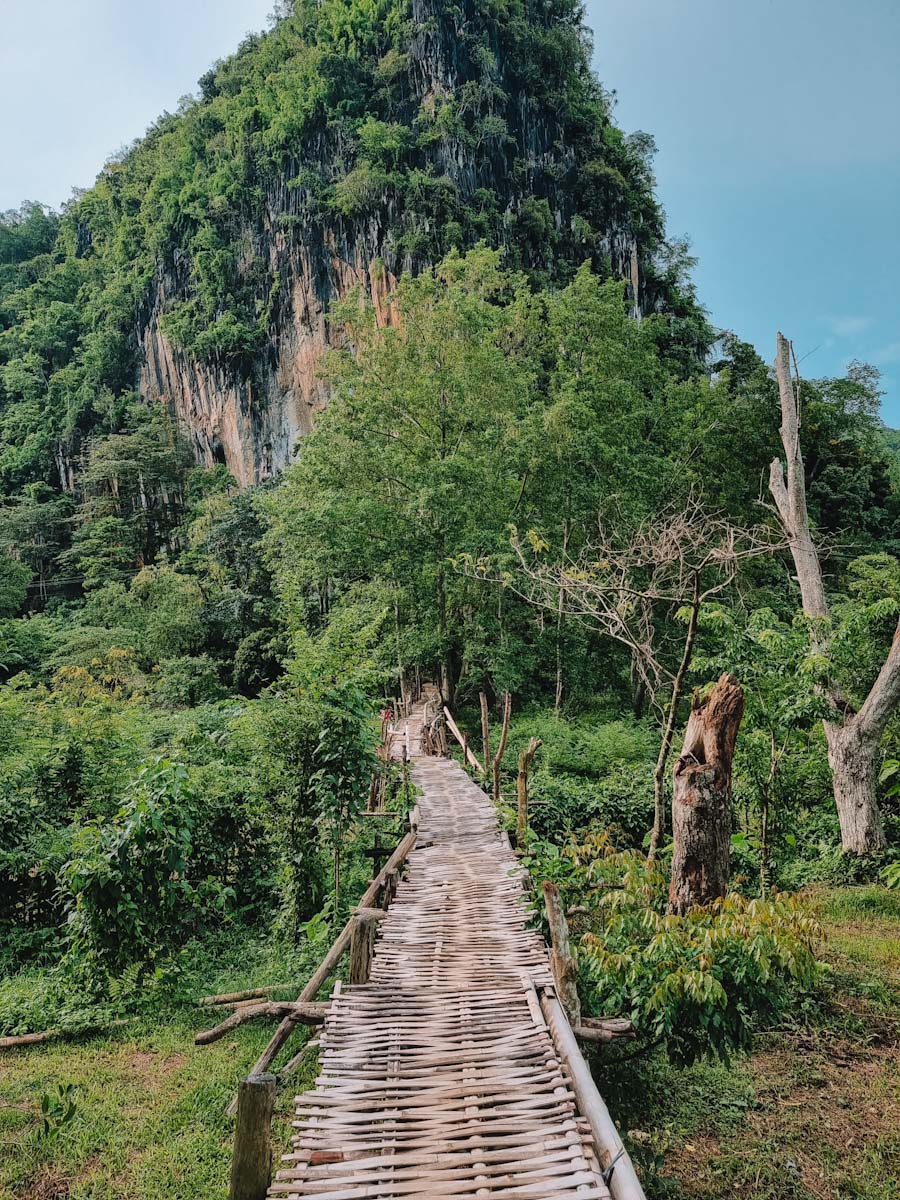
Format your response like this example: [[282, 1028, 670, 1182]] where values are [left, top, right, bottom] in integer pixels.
[[229, 1073, 275, 1200], [199, 985, 297, 1008], [443, 706, 482, 772], [574, 1017, 636, 1043], [195, 1002, 327, 1046]]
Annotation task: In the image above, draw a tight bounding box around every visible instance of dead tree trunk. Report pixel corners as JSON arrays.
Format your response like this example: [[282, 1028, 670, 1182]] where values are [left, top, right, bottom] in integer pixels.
[[669, 673, 744, 915], [826, 717, 889, 852], [649, 573, 701, 861], [769, 332, 889, 853]]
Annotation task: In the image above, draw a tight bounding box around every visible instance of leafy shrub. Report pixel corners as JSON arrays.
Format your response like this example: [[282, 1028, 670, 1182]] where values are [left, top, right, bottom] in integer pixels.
[[61, 757, 232, 978], [529, 764, 654, 846], [152, 655, 227, 708], [544, 832, 820, 1064], [509, 713, 655, 779]]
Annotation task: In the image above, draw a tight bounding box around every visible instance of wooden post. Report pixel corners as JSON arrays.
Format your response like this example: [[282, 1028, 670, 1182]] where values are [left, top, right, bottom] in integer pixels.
[[480, 691, 490, 774], [381, 868, 399, 909], [229, 1073, 275, 1200], [542, 881, 581, 1028], [491, 692, 512, 803], [462, 732, 469, 774], [516, 737, 541, 845], [348, 910, 379, 985]]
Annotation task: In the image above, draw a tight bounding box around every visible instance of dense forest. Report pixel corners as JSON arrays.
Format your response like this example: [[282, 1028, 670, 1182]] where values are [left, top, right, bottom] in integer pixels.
[[0, 2, 897, 1197]]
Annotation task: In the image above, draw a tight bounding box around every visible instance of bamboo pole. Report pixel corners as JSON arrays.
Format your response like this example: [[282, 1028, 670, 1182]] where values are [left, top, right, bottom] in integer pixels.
[[442, 706, 482, 771], [199, 985, 297, 1007], [540, 992, 647, 1200], [516, 736, 541, 845], [491, 691, 512, 803], [226, 828, 416, 1114], [479, 691, 490, 774]]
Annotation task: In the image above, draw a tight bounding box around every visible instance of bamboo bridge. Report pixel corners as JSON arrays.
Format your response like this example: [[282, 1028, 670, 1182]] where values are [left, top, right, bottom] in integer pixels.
[[262, 693, 645, 1200]]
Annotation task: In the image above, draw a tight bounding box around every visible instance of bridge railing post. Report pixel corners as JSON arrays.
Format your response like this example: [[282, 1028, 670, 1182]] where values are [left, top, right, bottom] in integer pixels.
[[229, 1072, 275, 1200]]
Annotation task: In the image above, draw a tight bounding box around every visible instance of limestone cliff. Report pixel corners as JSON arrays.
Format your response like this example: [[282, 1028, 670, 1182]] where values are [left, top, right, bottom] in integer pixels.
[[134, 0, 656, 484]]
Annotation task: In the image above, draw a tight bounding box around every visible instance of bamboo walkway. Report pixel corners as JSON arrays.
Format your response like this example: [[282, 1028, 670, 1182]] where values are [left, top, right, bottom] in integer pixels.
[[270, 701, 617, 1199]]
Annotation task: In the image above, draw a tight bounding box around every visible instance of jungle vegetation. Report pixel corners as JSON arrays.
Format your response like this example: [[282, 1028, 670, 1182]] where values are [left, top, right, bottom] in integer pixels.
[[0, 2, 897, 1197]]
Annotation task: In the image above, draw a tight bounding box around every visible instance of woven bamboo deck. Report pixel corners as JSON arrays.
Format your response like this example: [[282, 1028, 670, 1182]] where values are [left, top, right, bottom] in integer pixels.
[[270, 704, 614, 1199]]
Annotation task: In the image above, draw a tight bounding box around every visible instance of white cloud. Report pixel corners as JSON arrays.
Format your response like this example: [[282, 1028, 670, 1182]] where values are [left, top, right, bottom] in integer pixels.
[[829, 315, 874, 338]]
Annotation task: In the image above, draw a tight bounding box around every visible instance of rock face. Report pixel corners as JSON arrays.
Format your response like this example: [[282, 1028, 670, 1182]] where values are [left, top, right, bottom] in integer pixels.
[[136, 0, 646, 485], [139, 247, 396, 486]]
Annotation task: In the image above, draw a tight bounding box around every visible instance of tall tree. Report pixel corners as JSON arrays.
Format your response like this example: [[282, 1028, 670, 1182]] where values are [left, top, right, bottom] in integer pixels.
[[769, 332, 890, 853]]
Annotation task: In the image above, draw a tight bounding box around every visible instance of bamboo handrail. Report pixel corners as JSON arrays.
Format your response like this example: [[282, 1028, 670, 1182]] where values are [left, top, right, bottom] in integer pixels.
[[442, 705, 483, 772], [540, 990, 647, 1200], [225, 825, 417, 1114]]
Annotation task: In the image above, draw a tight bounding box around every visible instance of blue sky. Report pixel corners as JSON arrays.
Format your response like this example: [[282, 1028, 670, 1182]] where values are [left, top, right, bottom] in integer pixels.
[[2, 1, 898, 419]]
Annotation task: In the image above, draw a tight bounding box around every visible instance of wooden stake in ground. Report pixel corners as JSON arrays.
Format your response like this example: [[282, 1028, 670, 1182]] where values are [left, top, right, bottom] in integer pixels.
[[669, 673, 744, 915], [229, 1073, 275, 1200], [491, 691, 512, 803], [542, 880, 581, 1028], [516, 736, 541, 846], [479, 690, 491, 774]]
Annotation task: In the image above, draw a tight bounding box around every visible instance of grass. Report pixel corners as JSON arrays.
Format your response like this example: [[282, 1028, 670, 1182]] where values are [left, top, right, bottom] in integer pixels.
[[0, 935, 321, 1200], [1, 887, 896, 1199], [0, 1016, 316, 1200]]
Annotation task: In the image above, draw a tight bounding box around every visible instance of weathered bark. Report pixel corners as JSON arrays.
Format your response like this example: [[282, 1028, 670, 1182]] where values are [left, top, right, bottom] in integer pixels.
[[669, 674, 744, 915], [542, 881, 581, 1028], [825, 720, 887, 853], [195, 1001, 327, 1045], [348, 910, 379, 985], [770, 331, 889, 853], [769, 333, 829, 619], [229, 1074, 275, 1200]]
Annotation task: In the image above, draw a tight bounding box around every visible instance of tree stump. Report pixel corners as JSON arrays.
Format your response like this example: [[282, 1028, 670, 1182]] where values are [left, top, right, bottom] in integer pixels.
[[669, 673, 744, 915], [229, 1073, 275, 1200]]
